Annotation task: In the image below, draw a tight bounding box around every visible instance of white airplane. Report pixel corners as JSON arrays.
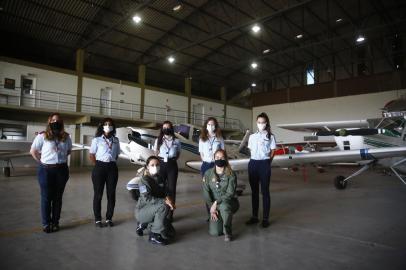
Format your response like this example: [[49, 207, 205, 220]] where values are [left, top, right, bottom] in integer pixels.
[[73, 123, 250, 171], [187, 100, 406, 190]]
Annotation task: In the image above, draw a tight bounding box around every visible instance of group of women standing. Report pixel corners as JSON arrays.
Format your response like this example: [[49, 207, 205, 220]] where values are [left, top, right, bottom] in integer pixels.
[[30, 111, 276, 245]]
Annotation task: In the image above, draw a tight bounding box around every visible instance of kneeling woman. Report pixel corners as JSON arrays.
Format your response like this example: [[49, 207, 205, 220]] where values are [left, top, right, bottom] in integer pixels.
[[135, 156, 176, 245], [202, 149, 239, 242]]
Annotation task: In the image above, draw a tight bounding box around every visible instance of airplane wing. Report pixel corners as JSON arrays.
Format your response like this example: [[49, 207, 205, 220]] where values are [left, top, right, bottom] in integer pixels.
[[278, 120, 370, 133], [186, 147, 406, 171]]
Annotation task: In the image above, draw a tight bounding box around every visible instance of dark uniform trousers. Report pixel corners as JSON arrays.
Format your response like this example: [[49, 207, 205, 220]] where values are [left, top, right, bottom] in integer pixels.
[[248, 159, 271, 221], [159, 159, 178, 218], [38, 164, 69, 226], [92, 161, 118, 221]]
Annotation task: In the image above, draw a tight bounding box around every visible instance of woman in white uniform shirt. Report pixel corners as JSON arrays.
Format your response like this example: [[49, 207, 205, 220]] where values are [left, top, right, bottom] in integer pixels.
[[89, 118, 120, 227], [154, 120, 180, 221], [30, 113, 72, 233], [246, 112, 276, 228]]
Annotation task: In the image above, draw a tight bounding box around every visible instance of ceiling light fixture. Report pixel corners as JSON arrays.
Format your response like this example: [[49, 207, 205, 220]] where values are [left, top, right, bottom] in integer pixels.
[[173, 3, 183, 12], [251, 24, 261, 33], [356, 35, 365, 43], [263, 49, 271, 54], [132, 15, 141, 24], [296, 34, 303, 39], [335, 18, 342, 23], [251, 83, 256, 87], [251, 62, 258, 69], [168, 56, 175, 63]]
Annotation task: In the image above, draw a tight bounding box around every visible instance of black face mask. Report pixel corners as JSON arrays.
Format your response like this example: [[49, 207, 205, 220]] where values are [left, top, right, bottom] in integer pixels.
[[50, 121, 62, 134], [215, 159, 227, 168], [162, 128, 173, 135]]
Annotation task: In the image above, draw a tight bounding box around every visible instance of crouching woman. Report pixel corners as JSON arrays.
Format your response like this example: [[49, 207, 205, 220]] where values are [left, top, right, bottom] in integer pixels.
[[135, 156, 175, 245], [202, 149, 239, 242]]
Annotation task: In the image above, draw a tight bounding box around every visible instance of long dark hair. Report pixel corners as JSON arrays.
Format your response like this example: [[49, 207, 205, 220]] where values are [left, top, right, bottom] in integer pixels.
[[95, 118, 116, 137], [44, 112, 69, 142], [157, 120, 175, 149], [200, 117, 223, 142], [257, 112, 273, 139]]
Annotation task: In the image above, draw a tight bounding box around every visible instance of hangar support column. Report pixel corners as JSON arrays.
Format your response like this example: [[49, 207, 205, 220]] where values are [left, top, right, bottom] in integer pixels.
[[138, 64, 146, 119], [74, 48, 85, 166], [185, 77, 192, 124], [221, 86, 227, 128]]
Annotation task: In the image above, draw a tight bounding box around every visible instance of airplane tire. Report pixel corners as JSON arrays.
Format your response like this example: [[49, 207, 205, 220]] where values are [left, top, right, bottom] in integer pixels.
[[334, 175, 347, 190], [3, 167, 11, 177]]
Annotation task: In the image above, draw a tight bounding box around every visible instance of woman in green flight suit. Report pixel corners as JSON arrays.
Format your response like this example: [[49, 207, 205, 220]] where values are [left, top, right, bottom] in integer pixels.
[[135, 156, 176, 245], [202, 149, 239, 242]]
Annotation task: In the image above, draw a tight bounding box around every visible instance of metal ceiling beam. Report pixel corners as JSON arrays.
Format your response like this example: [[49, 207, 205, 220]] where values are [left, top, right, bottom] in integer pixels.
[[81, 0, 154, 48], [144, 0, 315, 64], [75, 0, 115, 48], [133, 0, 218, 64]]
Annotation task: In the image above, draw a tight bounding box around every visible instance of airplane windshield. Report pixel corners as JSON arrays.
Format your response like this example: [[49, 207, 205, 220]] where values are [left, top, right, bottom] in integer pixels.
[[174, 124, 190, 139]]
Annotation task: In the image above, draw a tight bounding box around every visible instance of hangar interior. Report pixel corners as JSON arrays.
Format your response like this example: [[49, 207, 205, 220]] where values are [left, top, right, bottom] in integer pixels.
[[1, 0, 406, 269]]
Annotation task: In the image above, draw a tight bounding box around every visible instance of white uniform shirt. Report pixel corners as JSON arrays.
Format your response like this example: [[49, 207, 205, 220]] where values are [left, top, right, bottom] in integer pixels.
[[89, 136, 120, 162], [31, 133, 72, 164], [154, 136, 181, 160], [199, 136, 225, 163], [248, 131, 276, 160]]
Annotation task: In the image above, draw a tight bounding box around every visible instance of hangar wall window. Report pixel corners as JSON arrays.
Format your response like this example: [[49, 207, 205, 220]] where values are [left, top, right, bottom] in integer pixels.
[[306, 66, 315, 85]]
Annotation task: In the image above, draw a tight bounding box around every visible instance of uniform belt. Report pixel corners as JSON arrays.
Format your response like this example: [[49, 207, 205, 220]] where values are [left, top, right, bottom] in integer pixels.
[[41, 163, 67, 168], [158, 157, 177, 162], [96, 160, 116, 165]]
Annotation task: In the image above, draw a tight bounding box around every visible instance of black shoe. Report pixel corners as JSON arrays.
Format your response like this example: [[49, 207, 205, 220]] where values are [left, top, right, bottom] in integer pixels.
[[51, 223, 60, 232], [165, 223, 176, 239], [245, 217, 259, 225], [262, 220, 270, 228], [43, 225, 51, 233], [149, 233, 167, 245], [136, 223, 147, 236], [95, 221, 104, 228], [106, 220, 114, 227]]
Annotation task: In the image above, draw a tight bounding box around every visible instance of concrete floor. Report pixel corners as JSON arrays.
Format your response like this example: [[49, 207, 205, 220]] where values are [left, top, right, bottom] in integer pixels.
[[0, 166, 406, 270]]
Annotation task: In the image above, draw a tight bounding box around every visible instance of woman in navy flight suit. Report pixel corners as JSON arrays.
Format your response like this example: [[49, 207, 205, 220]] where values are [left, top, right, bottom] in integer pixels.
[[246, 112, 276, 228], [30, 113, 72, 233], [89, 118, 120, 227]]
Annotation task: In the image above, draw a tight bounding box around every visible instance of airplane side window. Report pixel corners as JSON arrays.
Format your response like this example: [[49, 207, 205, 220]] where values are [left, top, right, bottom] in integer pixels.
[[343, 140, 350, 150]]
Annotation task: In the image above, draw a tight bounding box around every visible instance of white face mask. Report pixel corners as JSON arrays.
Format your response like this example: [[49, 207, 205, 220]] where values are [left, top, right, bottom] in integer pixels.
[[148, 165, 159, 176], [103, 125, 113, 134], [257, 123, 266, 131], [207, 124, 216, 133]]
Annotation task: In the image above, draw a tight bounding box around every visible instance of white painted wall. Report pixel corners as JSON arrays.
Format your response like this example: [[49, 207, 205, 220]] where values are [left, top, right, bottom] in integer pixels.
[[253, 89, 406, 143], [144, 89, 188, 124], [226, 105, 252, 131], [191, 98, 224, 127], [82, 77, 141, 119], [0, 61, 77, 110], [0, 61, 77, 95]]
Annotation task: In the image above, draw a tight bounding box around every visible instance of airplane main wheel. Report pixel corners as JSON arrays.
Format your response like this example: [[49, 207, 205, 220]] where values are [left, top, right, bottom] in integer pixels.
[[3, 167, 11, 177], [334, 175, 347, 190]]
